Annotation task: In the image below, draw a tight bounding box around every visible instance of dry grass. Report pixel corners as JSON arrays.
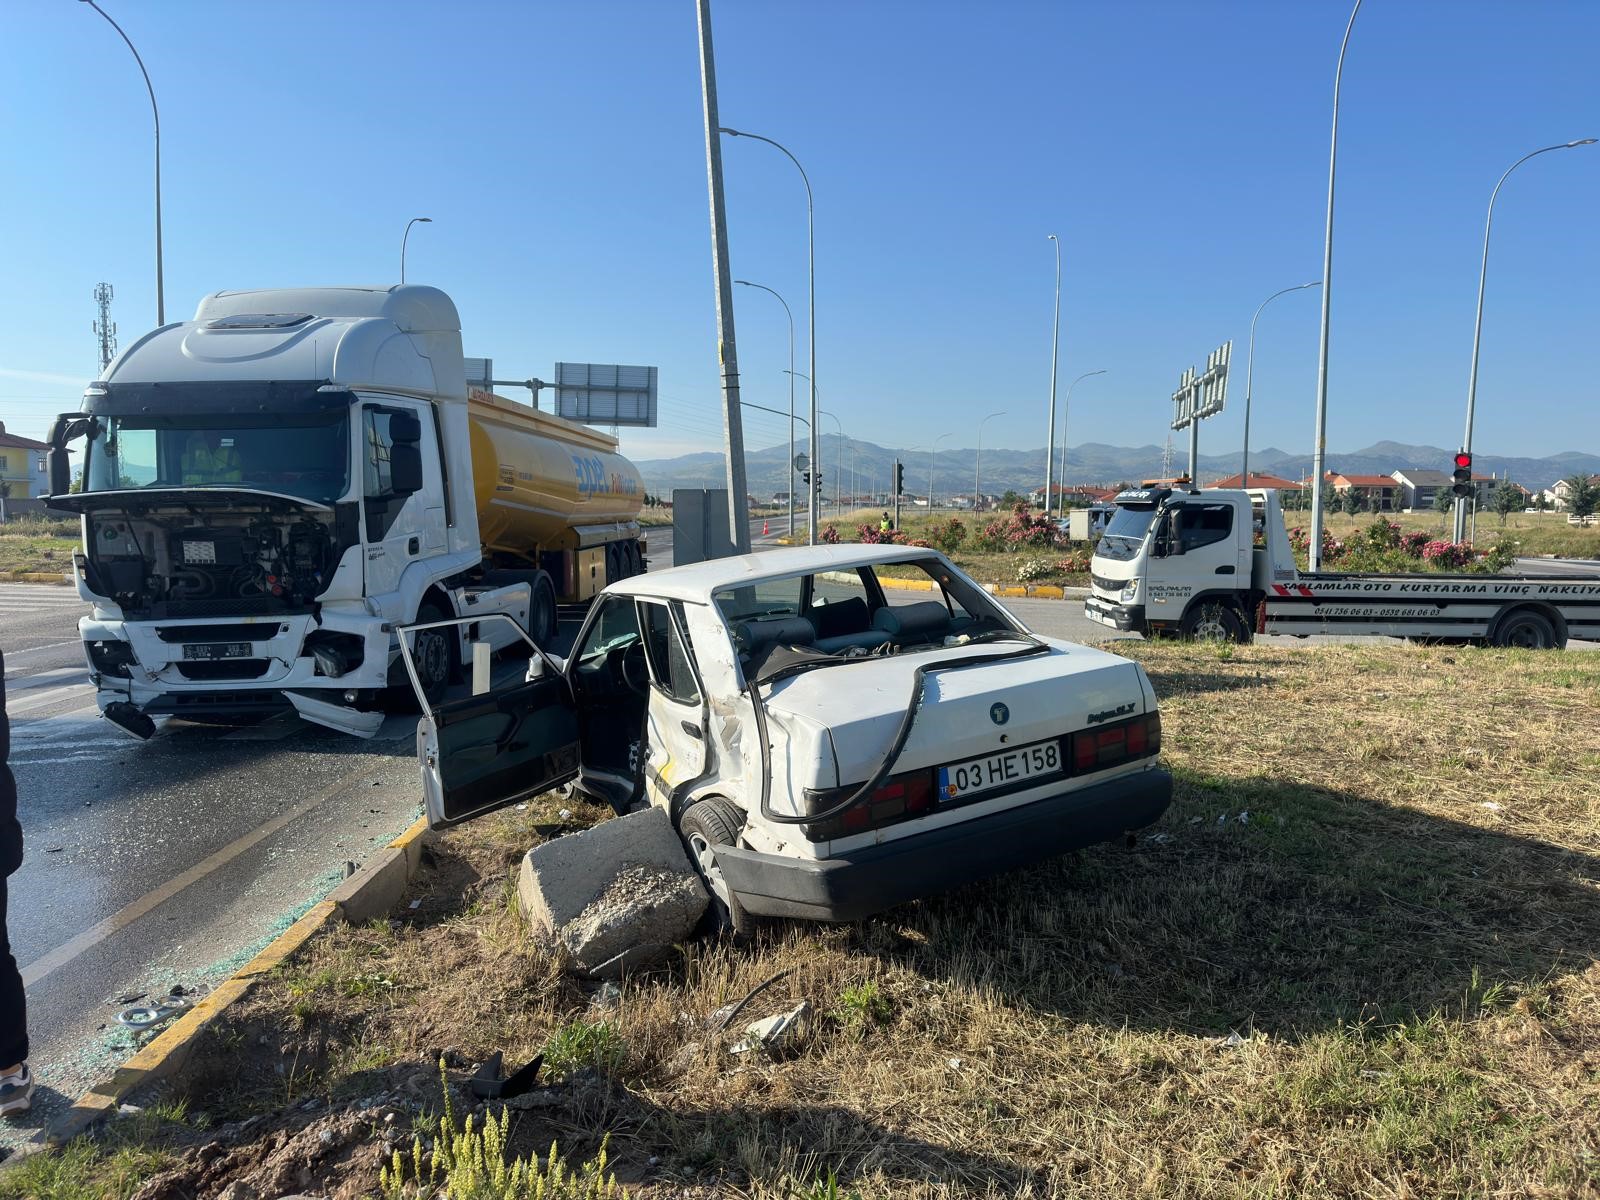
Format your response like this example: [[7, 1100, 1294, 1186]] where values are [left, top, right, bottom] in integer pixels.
[[0, 531, 76, 574], [1319, 508, 1600, 559], [131, 643, 1600, 1197]]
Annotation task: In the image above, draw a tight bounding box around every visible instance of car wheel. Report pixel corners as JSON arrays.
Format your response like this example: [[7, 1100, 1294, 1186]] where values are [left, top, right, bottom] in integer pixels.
[[1493, 609, 1558, 650], [1180, 600, 1249, 644], [678, 797, 754, 940]]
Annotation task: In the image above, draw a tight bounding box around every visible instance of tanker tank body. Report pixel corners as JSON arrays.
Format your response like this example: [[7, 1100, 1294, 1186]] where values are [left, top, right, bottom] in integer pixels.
[[465, 389, 646, 607]]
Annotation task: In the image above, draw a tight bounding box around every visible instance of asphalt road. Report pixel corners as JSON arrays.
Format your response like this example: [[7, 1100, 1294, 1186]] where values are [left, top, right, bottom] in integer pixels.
[[0, 583, 426, 1146]]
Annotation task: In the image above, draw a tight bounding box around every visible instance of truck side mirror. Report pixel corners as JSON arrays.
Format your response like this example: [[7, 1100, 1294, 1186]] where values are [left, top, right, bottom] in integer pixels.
[[48, 447, 72, 495], [389, 443, 424, 495], [388, 411, 422, 445]]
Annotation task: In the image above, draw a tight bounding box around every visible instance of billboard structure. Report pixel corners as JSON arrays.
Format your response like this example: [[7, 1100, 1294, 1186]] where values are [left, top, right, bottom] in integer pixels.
[[554, 363, 658, 428], [1170, 341, 1231, 483], [463, 357, 493, 391]]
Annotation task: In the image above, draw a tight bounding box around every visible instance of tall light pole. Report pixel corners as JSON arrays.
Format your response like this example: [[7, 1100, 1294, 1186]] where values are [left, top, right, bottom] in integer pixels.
[[401, 217, 432, 285], [737, 280, 796, 538], [1243, 281, 1320, 485], [817, 404, 843, 516], [1044, 234, 1063, 517], [1308, 0, 1362, 572], [929, 432, 952, 512], [721, 126, 816, 544], [81, 0, 163, 325], [1456, 137, 1596, 542], [1057, 370, 1106, 519], [974, 410, 1006, 513]]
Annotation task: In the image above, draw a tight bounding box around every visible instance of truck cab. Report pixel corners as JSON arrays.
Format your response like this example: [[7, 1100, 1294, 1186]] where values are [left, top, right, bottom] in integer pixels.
[[1085, 487, 1261, 640], [44, 286, 635, 739]]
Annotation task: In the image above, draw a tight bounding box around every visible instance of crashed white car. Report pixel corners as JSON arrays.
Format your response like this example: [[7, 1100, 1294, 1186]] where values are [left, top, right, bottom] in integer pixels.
[[402, 545, 1171, 929]]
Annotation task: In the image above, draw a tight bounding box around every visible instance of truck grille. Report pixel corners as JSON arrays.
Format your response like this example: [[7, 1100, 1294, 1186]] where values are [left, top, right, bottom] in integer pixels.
[[1091, 572, 1123, 595], [156, 624, 279, 643], [175, 659, 272, 681]]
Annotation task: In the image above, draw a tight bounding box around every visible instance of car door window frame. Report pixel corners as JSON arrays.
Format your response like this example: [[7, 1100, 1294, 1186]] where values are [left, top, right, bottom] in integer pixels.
[[638, 599, 704, 706]]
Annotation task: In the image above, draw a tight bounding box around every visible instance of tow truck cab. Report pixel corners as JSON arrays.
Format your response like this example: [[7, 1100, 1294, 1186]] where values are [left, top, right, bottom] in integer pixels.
[[1085, 487, 1268, 639]]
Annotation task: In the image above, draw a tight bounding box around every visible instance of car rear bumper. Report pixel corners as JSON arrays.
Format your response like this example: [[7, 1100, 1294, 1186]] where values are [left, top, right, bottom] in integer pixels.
[[716, 766, 1172, 922], [1085, 596, 1144, 632]]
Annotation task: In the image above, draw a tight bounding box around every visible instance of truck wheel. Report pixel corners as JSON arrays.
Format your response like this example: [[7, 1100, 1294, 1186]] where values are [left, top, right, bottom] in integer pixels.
[[1181, 601, 1249, 644], [530, 573, 558, 647], [678, 798, 754, 940], [410, 602, 457, 706], [1493, 608, 1559, 650]]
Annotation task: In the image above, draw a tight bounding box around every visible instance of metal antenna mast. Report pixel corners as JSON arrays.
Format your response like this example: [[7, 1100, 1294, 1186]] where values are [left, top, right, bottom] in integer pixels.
[[94, 282, 118, 371]]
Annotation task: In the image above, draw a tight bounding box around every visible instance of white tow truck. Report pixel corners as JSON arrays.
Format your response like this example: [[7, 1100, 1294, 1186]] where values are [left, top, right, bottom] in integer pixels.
[[1085, 486, 1600, 648], [402, 545, 1172, 928]]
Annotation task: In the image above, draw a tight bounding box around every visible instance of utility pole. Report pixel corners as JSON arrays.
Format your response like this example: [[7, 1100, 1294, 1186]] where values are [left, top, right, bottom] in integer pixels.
[[94, 282, 118, 372], [695, 0, 750, 553], [892, 457, 901, 531]]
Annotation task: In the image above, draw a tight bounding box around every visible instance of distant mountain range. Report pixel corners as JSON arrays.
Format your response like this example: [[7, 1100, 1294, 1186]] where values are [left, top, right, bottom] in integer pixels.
[[635, 437, 1600, 500]]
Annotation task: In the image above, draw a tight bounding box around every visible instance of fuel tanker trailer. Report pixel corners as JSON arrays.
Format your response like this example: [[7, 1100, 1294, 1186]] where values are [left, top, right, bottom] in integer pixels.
[[45, 285, 648, 739]]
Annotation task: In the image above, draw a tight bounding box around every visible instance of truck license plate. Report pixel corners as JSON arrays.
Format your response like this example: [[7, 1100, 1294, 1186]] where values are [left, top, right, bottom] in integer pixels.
[[938, 739, 1063, 802], [181, 642, 252, 661]]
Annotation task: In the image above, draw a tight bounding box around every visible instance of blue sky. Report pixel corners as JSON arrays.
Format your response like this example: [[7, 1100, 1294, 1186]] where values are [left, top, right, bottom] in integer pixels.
[[1, 0, 1596, 468]]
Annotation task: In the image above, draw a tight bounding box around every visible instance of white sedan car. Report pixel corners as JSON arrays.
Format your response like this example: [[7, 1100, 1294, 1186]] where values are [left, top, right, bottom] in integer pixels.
[[403, 545, 1171, 930]]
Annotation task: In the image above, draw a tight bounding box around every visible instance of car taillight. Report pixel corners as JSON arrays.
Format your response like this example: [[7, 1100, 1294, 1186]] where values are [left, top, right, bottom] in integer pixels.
[[1071, 712, 1160, 774], [804, 769, 936, 841]]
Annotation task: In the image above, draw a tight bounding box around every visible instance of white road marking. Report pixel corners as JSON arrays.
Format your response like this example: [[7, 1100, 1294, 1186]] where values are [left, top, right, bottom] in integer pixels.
[[6, 683, 97, 716]]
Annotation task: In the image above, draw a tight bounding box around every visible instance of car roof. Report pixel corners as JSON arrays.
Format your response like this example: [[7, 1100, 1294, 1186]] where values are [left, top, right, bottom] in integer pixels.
[[605, 543, 943, 604]]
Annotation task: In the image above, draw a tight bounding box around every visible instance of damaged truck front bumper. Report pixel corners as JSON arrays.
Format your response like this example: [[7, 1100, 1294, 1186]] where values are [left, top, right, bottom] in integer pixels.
[[714, 767, 1173, 922]]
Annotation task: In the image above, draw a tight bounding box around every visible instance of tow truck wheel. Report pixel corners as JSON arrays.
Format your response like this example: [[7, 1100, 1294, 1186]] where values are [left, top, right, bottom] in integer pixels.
[[679, 798, 754, 941], [1180, 601, 1249, 644], [1493, 608, 1560, 650]]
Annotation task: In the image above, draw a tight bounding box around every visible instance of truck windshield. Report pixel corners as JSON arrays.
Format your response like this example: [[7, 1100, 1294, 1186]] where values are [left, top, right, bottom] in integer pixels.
[[83, 412, 351, 504], [1097, 504, 1158, 561]]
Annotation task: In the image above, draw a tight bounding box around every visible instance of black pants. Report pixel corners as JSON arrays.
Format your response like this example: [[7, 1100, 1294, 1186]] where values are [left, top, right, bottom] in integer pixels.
[[0, 877, 24, 1067]]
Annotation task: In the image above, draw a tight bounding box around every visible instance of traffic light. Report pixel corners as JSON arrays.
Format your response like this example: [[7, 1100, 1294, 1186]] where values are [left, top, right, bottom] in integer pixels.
[[801, 469, 811, 486], [893, 460, 905, 495], [1451, 451, 1473, 498]]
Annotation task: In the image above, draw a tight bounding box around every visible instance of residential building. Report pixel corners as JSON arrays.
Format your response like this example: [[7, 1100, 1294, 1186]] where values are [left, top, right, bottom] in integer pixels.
[[1549, 475, 1600, 511], [1328, 473, 1399, 511], [1390, 468, 1451, 511], [0, 422, 50, 499], [1205, 471, 1301, 491]]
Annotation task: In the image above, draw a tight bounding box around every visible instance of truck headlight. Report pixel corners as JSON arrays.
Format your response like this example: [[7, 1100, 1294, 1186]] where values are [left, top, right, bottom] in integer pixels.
[[1120, 580, 1138, 603]]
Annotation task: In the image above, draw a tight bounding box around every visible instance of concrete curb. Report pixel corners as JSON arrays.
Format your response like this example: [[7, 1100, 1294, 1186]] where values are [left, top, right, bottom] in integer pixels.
[[818, 568, 1089, 602], [43, 815, 433, 1147], [0, 571, 70, 585]]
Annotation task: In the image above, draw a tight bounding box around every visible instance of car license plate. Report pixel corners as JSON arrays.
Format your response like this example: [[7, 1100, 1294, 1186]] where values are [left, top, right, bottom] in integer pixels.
[[182, 642, 252, 661], [938, 739, 1064, 802]]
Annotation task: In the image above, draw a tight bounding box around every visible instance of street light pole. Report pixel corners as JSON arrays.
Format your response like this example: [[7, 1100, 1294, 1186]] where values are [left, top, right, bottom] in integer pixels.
[[81, 0, 163, 325], [1308, 0, 1362, 573], [1243, 281, 1320, 485], [929, 432, 952, 512], [721, 127, 816, 545], [818, 406, 843, 517], [737, 280, 796, 538], [974, 411, 1006, 514], [1057, 370, 1107, 520], [1044, 234, 1062, 519], [401, 217, 432, 285], [1455, 137, 1596, 543]]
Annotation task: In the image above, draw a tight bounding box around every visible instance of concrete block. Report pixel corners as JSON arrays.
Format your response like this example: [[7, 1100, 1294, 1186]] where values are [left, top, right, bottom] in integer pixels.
[[517, 807, 708, 972]]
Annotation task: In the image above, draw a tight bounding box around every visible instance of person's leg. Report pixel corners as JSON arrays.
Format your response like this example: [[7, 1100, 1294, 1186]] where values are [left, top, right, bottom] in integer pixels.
[[0, 875, 28, 1082]]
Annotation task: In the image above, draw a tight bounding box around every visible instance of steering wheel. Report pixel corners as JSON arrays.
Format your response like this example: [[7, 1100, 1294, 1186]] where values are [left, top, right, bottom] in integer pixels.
[[616, 642, 650, 696]]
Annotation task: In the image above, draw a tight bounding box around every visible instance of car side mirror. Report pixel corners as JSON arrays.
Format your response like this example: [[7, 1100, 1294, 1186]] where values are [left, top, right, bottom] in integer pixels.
[[389, 443, 423, 495]]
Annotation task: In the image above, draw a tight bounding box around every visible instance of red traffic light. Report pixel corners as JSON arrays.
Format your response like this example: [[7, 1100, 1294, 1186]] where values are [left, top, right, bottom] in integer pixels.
[[1453, 452, 1472, 469]]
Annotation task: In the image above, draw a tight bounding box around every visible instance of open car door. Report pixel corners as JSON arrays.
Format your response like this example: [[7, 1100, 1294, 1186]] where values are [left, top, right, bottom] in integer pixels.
[[399, 612, 579, 828]]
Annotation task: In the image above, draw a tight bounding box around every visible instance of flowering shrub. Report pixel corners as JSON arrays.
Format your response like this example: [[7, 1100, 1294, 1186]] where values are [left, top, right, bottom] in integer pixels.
[[1422, 540, 1474, 569], [820, 524, 841, 545], [1056, 550, 1092, 574], [1399, 531, 1431, 557], [1017, 557, 1057, 582], [1361, 516, 1402, 551], [972, 504, 1066, 553], [924, 517, 968, 555], [857, 523, 907, 545]]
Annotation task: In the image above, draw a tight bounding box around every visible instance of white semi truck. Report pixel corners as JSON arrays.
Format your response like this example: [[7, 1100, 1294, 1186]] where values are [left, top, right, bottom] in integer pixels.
[[1085, 487, 1600, 649], [46, 286, 646, 738]]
